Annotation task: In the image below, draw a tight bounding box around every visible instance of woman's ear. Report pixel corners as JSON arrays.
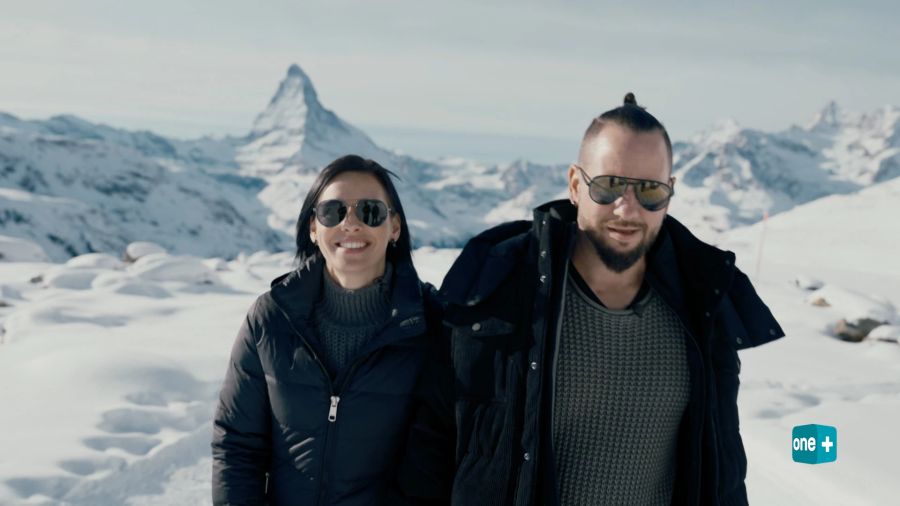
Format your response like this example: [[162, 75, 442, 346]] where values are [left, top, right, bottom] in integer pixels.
[[309, 216, 318, 244], [390, 213, 401, 242]]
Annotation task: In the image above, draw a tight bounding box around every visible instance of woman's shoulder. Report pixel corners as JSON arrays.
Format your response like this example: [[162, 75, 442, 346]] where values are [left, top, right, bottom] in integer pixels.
[[418, 281, 445, 330], [244, 268, 308, 325]]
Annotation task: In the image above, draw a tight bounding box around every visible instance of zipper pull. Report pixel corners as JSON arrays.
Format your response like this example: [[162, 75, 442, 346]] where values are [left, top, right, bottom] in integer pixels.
[[328, 395, 341, 422]]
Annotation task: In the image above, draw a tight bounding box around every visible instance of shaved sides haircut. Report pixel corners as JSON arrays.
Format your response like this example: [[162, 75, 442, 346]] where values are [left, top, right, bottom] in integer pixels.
[[578, 92, 673, 171]]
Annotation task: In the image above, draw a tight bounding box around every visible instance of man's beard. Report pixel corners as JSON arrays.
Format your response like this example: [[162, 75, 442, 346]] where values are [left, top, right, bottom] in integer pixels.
[[585, 221, 658, 273]]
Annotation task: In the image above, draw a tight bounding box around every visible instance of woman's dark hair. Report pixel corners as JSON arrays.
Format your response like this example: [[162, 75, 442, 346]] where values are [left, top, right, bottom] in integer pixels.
[[578, 92, 673, 169], [294, 154, 413, 268]]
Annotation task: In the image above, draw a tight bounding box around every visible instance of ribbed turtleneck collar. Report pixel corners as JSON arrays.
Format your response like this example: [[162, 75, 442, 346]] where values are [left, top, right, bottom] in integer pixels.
[[318, 263, 393, 325]]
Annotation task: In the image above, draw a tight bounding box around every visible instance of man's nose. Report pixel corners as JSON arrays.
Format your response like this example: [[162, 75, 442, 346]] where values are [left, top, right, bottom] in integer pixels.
[[613, 184, 641, 217]]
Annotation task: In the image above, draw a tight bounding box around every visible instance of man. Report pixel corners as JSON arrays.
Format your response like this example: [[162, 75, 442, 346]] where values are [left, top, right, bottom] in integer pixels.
[[395, 93, 784, 505]]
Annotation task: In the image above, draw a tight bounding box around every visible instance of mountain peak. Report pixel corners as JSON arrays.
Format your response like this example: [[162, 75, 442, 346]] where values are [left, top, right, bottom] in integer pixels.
[[807, 100, 843, 131], [286, 63, 306, 78], [238, 63, 385, 175], [274, 63, 319, 105], [690, 117, 744, 146], [249, 64, 322, 137]]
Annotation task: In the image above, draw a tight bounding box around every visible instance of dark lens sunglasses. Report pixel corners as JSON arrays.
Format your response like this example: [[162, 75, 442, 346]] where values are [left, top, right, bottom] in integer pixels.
[[576, 166, 674, 212], [313, 199, 394, 228]]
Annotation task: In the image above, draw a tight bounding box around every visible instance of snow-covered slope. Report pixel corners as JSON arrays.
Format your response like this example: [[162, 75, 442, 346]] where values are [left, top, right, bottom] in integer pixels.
[[668, 103, 900, 239], [0, 114, 286, 261], [0, 177, 898, 504], [233, 65, 569, 247], [0, 64, 571, 257]]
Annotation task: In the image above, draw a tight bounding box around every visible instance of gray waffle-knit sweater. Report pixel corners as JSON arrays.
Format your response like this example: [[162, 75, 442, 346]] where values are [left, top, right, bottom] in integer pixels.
[[552, 268, 691, 506], [311, 264, 392, 377]]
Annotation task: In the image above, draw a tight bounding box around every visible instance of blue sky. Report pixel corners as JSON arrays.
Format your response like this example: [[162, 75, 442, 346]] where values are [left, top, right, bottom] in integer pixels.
[[1, 0, 898, 163]]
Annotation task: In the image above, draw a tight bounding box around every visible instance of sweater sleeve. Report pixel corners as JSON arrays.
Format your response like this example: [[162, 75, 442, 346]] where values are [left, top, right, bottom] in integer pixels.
[[211, 302, 272, 505]]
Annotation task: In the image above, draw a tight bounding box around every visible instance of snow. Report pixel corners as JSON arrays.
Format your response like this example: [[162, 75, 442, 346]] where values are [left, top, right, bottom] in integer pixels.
[[41, 267, 104, 290], [3, 64, 897, 261], [128, 254, 219, 285], [0, 174, 899, 504], [792, 274, 824, 291], [869, 324, 900, 341], [65, 254, 125, 271], [0, 234, 50, 263], [1, 63, 899, 505], [124, 242, 166, 262], [805, 285, 896, 324]]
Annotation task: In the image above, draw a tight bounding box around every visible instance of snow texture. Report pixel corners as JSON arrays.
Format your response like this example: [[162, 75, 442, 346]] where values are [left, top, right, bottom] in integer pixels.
[[0, 63, 899, 505]]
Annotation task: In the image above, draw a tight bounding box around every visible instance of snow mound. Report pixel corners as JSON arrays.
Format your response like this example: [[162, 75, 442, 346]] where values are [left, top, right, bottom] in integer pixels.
[[791, 274, 824, 291], [869, 324, 900, 341], [0, 284, 23, 300], [202, 258, 229, 272], [128, 255, 219, 285], [42, 267, 104, 290], [125, 242, 167, 263], [91, 272, 171, 299], [65, 253, 125, 270], [235, 250, 294, 269], [0, 235, 50, 262], [807, 285, 896, 323]]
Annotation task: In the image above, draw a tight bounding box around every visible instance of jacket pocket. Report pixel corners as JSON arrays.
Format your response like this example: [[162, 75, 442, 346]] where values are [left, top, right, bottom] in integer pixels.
[[451, 317, 515, 400], [453, 399, 513, 506]]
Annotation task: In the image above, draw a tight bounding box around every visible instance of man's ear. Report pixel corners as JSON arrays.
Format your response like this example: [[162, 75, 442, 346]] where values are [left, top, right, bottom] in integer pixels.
[[568, 164, 580, 205]]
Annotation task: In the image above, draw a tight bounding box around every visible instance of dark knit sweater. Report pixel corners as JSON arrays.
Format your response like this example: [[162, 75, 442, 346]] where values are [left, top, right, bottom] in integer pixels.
[[311, 264, 392, 377], [552, 268, 691, 506]]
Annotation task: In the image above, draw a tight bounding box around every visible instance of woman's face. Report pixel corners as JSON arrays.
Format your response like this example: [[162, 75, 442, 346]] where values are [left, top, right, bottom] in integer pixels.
[[309, 171, 401, 289]]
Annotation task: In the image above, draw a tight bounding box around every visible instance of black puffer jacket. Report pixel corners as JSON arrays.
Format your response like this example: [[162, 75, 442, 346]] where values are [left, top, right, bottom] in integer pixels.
[[212, 256, 441, 506], [395, 200, 785, 506]]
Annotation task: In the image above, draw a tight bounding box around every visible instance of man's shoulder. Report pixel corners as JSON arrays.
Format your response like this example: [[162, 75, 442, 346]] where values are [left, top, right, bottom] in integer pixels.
[[466, 220, 533, 252], [440, 220, 535, 306], [662, 215, 729, 257]]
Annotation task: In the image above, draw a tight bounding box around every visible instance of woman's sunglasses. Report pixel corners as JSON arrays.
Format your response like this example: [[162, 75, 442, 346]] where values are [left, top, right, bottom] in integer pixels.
[[313, 199, 394, 227], [576, 165, 674, 212]]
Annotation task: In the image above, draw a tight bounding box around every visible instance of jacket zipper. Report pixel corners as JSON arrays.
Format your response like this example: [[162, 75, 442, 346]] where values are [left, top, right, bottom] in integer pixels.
[[327, 395, 340, 422], [276, 304, 401, 505], [546, 259, 569, 504], [653, 297, 707, 505], [317, 350, 380, 504], [273, 307, 335, 506]]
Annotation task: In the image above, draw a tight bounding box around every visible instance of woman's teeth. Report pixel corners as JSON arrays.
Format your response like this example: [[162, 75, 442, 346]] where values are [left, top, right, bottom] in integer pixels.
[[339, 242, 366, 249]]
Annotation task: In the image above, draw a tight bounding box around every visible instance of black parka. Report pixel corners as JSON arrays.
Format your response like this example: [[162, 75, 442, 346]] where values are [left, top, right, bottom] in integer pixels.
[[212, 256, 440, 506], [395, 201, 785, 506]]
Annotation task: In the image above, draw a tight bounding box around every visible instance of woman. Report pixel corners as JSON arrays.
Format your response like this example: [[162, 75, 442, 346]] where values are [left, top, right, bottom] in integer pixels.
[[212, 155, 440, 505]]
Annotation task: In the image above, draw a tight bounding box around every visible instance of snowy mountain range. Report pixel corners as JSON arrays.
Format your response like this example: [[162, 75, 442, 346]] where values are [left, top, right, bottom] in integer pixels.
[[1, 63, 897, 260], [668, 102, 900, 237]]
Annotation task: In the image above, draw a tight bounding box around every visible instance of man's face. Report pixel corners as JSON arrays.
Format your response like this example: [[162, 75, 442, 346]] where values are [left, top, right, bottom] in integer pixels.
[[568, 123, 673, 272]]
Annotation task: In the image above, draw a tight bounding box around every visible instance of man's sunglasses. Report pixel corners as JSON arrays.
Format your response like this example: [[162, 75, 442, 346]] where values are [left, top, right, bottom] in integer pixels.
[[576, 166, 674, 212], [313, 199, 394, 228]]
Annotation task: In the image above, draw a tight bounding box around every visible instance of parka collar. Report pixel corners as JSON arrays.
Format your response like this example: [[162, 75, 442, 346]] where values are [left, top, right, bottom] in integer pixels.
[[533, 199, 736, 291], [446, 199, 739, 310], [269, 254, 427, 345]]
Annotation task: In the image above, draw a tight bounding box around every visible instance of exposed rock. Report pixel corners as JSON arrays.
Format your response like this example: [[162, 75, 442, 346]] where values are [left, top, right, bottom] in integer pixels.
[[793, 274, 824, 291], [834, 318, 887, 342], [810, 297, 831, 307]]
